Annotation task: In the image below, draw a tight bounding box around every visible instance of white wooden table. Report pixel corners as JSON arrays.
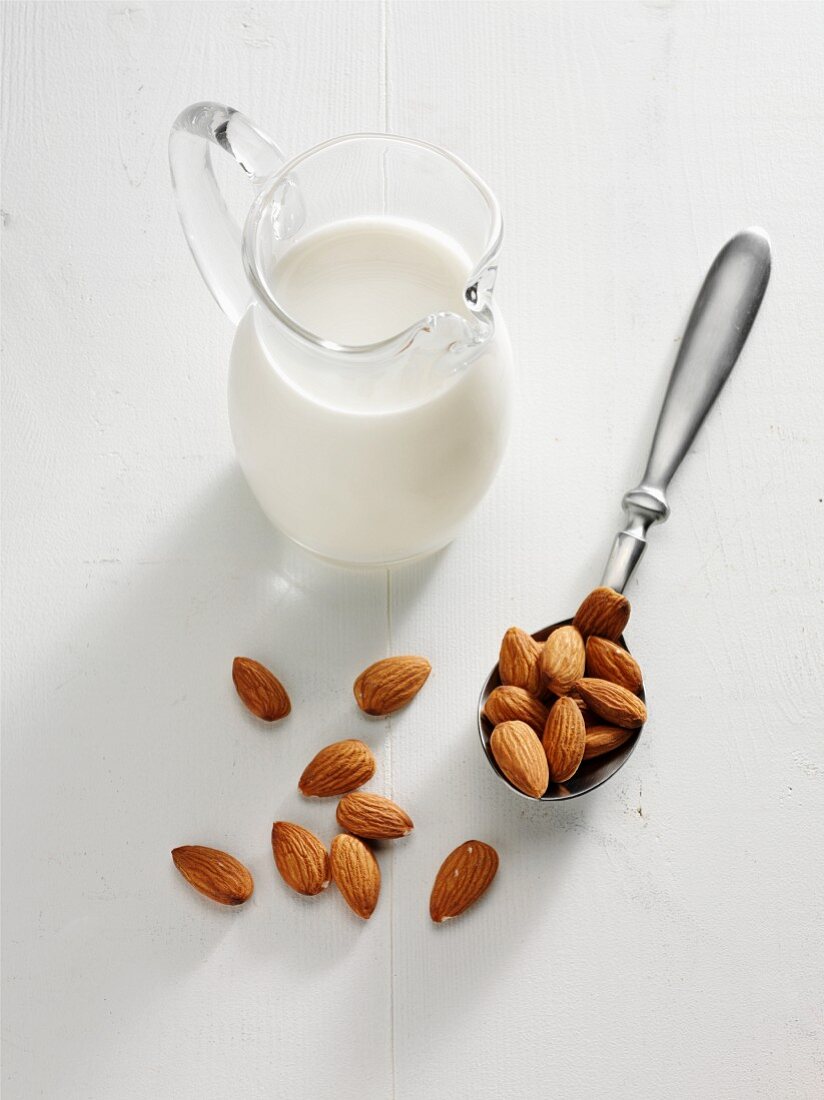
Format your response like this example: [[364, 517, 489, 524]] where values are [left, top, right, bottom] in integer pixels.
[[3, 3, 823, 1097]]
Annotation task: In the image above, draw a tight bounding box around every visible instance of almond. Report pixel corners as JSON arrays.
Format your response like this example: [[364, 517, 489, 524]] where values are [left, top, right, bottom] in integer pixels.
[[490, 720, 549, 798], [540, 625, 585, 696], [171, 845, 253, 906], [572, 586, 630, 641], [430, 840, 499, 923], [585, 636, 643, 693], [336, 792, 414, 839], [299, 739, 376, 798], [330, 834, 380, 919], [482, 685, 548, 734], [583, 725, 636, 760], [232, 657, 291, 721], [271, 822, 330, 895], [498, 627, 542, 695], [542, 696, 586, 782], [574, 678, 647, 728], [353, 656, 431, 716]]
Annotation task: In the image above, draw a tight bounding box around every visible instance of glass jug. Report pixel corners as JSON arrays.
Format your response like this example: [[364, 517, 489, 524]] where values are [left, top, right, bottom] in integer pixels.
[[170, 102, 514, 565]]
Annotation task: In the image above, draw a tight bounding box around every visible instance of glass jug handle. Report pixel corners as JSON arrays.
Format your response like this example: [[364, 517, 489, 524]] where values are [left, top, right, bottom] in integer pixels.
[[169, 102, 285, 325]]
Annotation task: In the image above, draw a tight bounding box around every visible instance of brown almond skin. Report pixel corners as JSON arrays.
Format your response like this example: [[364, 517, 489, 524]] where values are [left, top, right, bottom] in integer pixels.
[[573, 587, 631, 641], [583, 725, 636, 760], [430, 840, 499, 923], [585, 636, 643, 694], [574, 678, 647, 728], [336, 792, 414, 839], [330, 834, 381, 919], [490, 720, 549, 798], [353, 656, 431, 716], [271, 822, 330, 896], [498, 627, 542, 695], [540, 625, 585, 696], [299, 739, 376, 798], [482, 685, 548, 734], [172, 845, 253, 906], [542, 696, 586, 782], [232, 657, 291, 721]]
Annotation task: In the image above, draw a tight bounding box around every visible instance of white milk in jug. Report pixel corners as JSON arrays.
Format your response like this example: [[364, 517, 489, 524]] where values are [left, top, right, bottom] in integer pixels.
[[228, 216, 513, 563]]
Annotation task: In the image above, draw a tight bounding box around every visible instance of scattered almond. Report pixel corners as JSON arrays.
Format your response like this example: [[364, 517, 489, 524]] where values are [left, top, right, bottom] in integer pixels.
[[498, 627, 542, 695], [574, 677, 647, 728], [585, 636, 643, 693], [336, 792, 414, 839], [330, 834, 381, 919], [490, 719, 549, 798], [540, 624, 585, 696], [232, 657, 291, 721], [483, 685, 548, 734], [353, 656, 431, 716], [583, 725, 636, 760], [299, 739, 376, 798], [430, 840, 499, 923], [171, 845, 253, 906], [572, 586, 630, 641], [542, 696, 586, 782], [271, 822, 330, 896]]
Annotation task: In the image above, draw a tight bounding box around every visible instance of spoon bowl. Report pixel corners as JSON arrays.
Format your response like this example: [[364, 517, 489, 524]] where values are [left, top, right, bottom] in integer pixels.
[[478, 619, 645, 801], [476, 228, 771, 803]]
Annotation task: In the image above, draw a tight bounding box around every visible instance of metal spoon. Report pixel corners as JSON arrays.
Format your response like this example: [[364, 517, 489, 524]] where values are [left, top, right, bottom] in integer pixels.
[[478, 228, 772, 801]]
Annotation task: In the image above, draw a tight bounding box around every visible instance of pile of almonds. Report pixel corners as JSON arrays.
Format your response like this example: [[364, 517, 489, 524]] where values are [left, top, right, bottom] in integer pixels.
[[484, 587, 647, 797], [173, 654, 499, 923]]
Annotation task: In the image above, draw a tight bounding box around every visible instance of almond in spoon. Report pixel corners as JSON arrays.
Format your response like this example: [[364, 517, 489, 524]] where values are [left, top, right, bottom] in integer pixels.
[[498, 627, 542, 695], [585, 636, 643, 693], [430, 840, 499, 923], [574, 677, 647, 728], [542, 696, 586, 782], [583, 724, 636, 760], [540, 624, 585, 696], [483, 685, 548, 734], [490, 720, 549, 798], [573, 587, 631, 641]]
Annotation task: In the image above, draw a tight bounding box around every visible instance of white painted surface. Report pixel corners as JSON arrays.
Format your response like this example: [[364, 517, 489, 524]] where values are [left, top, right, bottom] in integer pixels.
[[2, 3, 823, 1098]]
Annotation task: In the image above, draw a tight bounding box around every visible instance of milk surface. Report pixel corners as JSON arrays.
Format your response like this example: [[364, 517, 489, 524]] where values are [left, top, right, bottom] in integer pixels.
[[228, 216, 513, 563], [269, 216, 472, 349]]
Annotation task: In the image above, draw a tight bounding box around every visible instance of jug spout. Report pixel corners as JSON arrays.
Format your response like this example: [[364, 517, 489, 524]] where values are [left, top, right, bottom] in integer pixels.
[[381, 306, 494, 404], [406, 307, 494, 365], [466, 260, 498, 315]]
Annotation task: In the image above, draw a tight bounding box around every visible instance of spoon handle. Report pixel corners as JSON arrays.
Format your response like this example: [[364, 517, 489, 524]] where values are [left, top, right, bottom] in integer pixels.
[[601, 228, 771, 593]]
